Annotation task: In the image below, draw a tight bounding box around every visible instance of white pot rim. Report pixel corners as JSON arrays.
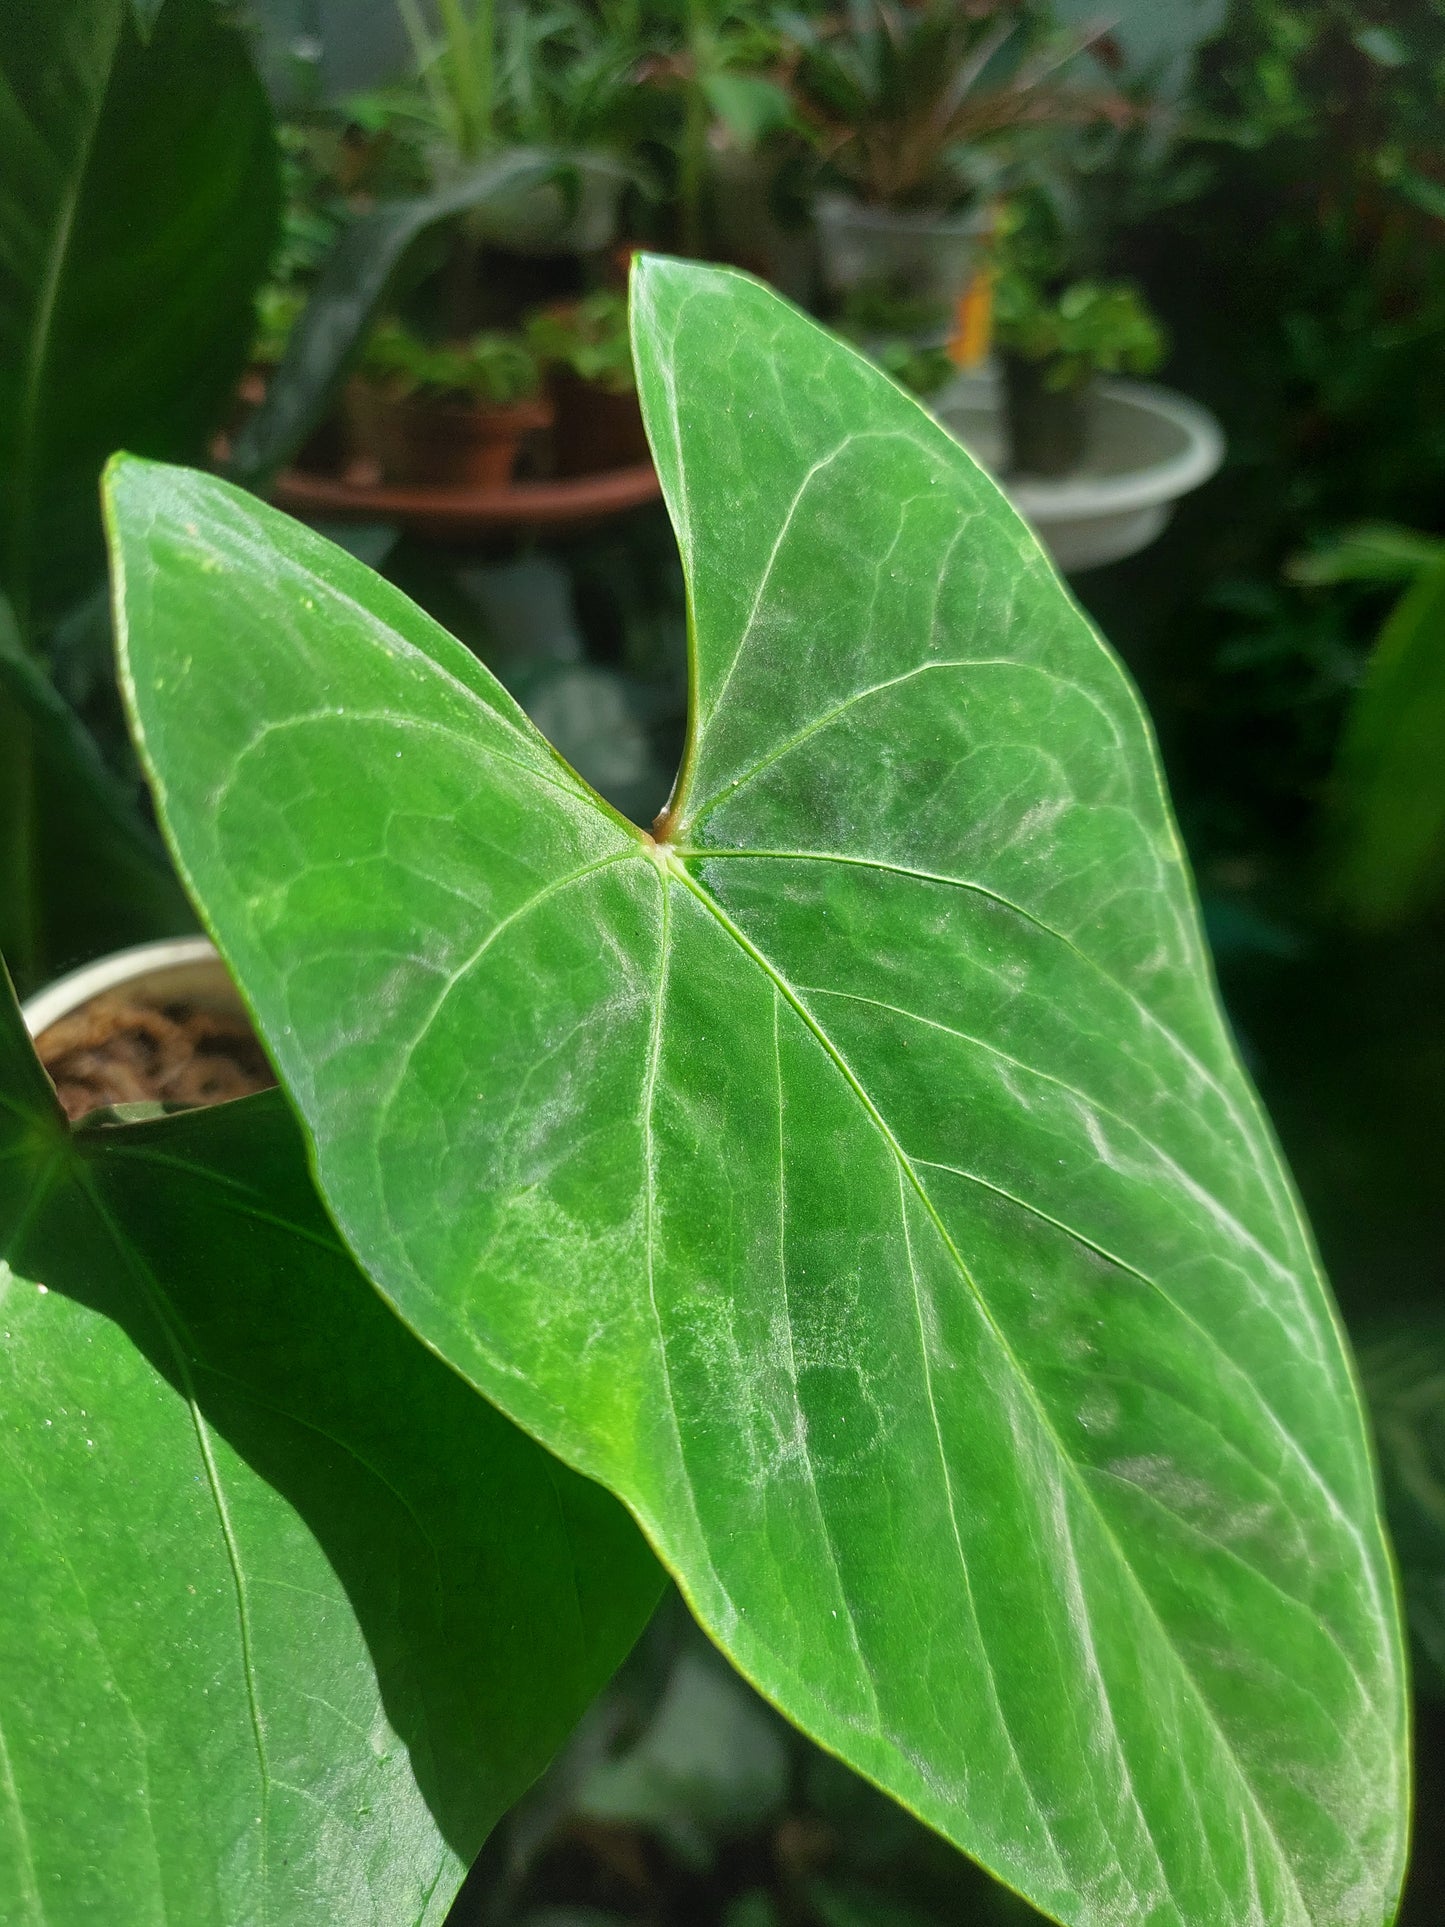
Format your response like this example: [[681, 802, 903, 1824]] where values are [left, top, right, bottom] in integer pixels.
[[1006, 379, 1225, 523], [813, 191, 988, 237], [22, 937, 222, 1039]]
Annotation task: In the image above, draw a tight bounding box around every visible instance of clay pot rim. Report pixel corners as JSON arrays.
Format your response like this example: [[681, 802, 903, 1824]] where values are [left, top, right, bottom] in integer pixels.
[[274, 458, 661, 534], [351, 379, 555, 434]]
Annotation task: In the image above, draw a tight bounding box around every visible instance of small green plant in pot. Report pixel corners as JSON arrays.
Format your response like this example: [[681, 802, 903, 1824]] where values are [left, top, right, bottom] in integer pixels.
[[993, 271, 1166, 476], [784, 1, 1123, 320], [397, 0, 638, 259], [348, 317, 550, 488], [526, 289, 651, 476]]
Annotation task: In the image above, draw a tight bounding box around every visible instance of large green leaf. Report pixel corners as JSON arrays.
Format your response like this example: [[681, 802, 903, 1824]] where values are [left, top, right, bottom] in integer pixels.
[[0, 0, 278, 635], [0, 959, 660, 1923], [108, 258, 1408, 1927], [0, 599, 193, 997]]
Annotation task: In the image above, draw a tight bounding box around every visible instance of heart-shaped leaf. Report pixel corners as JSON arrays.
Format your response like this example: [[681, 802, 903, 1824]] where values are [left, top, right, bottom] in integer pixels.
[[0, 0, 277, 636], [108, 257, 1408, 1927], [0, 962, 660, 1923]]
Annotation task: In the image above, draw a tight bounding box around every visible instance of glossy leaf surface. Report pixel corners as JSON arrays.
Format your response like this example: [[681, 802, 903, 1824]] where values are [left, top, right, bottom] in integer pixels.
[[0, 0, 277, 634], [111, 258, 1408, 1927], [0, 963, 660, 1923]]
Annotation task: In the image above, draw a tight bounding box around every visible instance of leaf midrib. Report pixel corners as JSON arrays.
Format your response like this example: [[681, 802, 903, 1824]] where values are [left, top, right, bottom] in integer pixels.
[[677, 843, 1289, 1236], [803, 980, 1359, 1513], [671, 858, 1317, 1921], [0, 1695, 43, 1925]]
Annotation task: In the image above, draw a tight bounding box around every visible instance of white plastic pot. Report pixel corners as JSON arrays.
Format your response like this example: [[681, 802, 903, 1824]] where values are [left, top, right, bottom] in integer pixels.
[[462, 147, 629, 259], [813, 193, 987, 310], [22, 937, 235, 1041], [933, 373, 1226, 573]]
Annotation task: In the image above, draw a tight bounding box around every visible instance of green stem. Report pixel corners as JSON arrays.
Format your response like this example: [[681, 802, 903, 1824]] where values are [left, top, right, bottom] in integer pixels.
[[435, 0, 492, 159]]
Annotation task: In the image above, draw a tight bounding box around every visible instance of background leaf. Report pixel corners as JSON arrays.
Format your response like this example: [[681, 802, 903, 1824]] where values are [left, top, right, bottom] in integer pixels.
[[0, 599, 193, 998], [110, 257, 1407, 1927], [0, 959, 661, 1923], [1287, 522, 1445, 589], [126, 0, 166, 38], [226, 152, 555, 491], [576, 1645, 791, 1870], [1325, 556, 1445, 928], [0, 0, 278, 637], [1358, 1315, 1445, 1701]]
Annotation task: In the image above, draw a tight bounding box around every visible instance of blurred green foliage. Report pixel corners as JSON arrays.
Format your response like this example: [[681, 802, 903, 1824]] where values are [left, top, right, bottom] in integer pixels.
[[1078, 0, 1445, 885], [526, 290, 635, 391], [1325, 552, 1445, 928], [992, 273, 1165, 390], [359, 315, 544, 398], [8, 4, 1445, 1920]]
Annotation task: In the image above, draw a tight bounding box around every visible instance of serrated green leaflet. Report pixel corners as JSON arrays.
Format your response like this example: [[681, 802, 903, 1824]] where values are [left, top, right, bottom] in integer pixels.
[[0, 963, 659, 1923], [108, 256, 1408, 1927]]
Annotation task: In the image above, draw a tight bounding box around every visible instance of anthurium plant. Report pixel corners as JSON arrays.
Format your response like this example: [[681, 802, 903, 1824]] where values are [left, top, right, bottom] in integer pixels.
[[0, 257, 1409, 1926]]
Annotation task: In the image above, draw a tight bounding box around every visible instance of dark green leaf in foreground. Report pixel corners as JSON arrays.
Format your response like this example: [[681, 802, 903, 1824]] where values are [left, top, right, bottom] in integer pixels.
[[0, 0, 278, 635], [0, 962, 660, 1923], [110, 258, 1408, 1927], [0, 599, 192, 997]]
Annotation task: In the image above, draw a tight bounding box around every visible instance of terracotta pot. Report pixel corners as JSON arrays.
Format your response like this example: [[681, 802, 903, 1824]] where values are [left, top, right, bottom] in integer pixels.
[[550, 370, 652, 478], [346, 381, 555, 490]]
